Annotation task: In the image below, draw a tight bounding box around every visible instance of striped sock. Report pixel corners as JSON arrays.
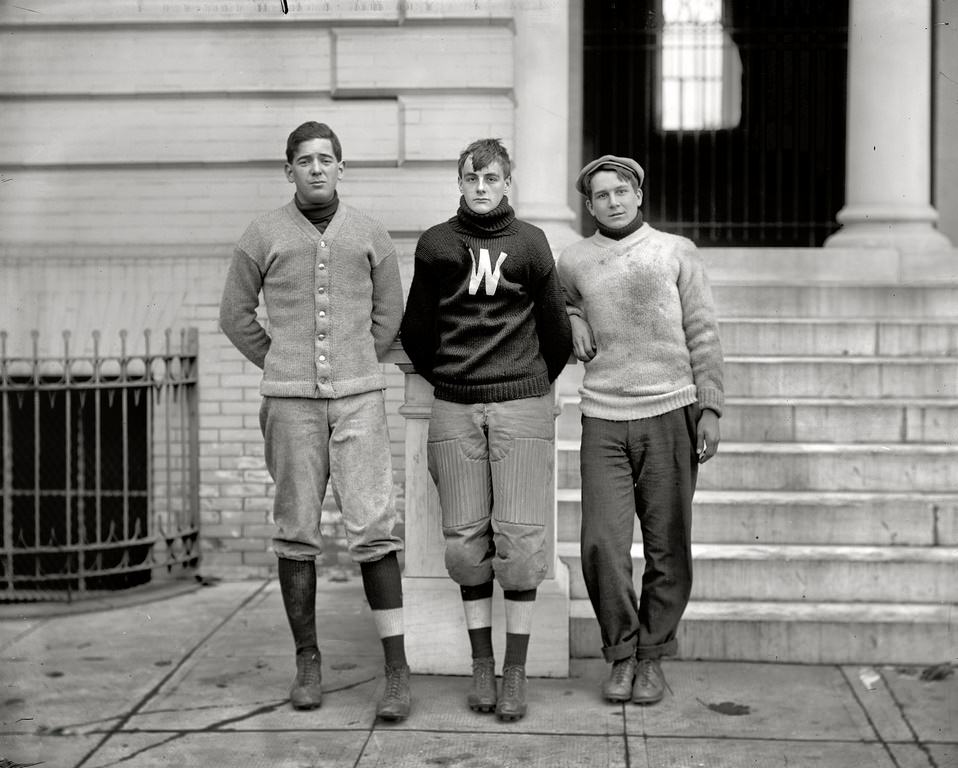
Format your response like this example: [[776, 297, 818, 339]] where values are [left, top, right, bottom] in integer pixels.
[[461, 581, 495, 659], [504, 588, 536, 668], [360, 551, 407, 668]]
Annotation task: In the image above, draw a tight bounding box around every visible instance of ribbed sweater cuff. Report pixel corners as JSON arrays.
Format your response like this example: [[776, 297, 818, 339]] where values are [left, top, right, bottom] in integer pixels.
[[434, 372, 551, 404], [696, 387, 724, 417]]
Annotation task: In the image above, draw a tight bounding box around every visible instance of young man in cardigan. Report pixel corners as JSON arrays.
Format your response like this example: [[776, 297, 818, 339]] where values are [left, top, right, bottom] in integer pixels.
[[556, 155, 724, 706], [400, 138, 572, 721], [219, 121, 411, 721]]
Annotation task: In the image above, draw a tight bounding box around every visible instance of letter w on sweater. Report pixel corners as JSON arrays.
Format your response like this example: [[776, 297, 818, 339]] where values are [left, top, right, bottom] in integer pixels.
[[468, 247, 508, 296]]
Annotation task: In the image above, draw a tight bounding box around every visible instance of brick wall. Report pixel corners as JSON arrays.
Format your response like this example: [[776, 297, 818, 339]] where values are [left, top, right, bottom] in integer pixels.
[[0, 1, 520, 577]]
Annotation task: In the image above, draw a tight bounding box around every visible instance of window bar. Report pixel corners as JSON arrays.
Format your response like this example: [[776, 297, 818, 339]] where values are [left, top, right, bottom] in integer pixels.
[[119, 330, 130, 544], [186, 329, 200, 543], [63, 331, 74, 594], [725, 32, 751, 241], [163, 329, 173, 559], [76, 389, 87, 595], [94, 330, 105, 579], [1, 331, 13, 597], [31, 331, 41, 586], [178, 329, 188, 537], [144, 329, 154, 570]]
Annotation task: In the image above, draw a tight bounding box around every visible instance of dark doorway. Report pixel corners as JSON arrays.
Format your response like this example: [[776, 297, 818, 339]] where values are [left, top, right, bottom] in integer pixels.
[[582, 0, 848, 246]]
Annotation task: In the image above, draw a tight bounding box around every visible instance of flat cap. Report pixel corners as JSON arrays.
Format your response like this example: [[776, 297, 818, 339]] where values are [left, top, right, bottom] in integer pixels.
[[575, 154, 645, 196]]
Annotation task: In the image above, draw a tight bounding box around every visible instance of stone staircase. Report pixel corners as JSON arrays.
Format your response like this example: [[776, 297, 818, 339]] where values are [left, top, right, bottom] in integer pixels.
[[554, 268, 958, 664]]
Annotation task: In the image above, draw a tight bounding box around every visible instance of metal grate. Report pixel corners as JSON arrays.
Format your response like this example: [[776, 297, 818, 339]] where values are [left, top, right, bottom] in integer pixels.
[[583, 0, 848, 247], [0, 328, 200, 601]]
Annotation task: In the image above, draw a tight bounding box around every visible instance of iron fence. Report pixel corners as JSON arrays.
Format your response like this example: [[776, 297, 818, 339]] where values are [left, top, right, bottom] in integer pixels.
[[0, 328, 200, 601]]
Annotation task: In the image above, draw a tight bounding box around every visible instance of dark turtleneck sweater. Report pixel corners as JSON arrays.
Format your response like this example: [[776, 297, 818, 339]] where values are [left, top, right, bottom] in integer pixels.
[[294, 192, 340, 233], [400, 196, 572, 403], [596, 209, 644, 240]]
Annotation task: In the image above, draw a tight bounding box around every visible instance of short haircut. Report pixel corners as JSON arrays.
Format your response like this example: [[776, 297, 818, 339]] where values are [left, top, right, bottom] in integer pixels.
[[457, 138, 512, 179], [584, 167, 640, 200], [285, 121, 342, 163]]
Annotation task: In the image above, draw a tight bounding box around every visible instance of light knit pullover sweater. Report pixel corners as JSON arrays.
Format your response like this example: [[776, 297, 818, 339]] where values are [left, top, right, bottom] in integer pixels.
[[556, 223, 724, 421], [219, 199, 403, 399]]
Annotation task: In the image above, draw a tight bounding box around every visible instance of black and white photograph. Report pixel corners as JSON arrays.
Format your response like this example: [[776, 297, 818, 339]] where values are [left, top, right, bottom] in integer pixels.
[[1, 1, 956, 766]]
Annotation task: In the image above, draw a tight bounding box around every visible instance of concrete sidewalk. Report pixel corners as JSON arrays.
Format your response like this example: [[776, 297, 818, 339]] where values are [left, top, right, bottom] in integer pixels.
[[1, 577, 954, 768]]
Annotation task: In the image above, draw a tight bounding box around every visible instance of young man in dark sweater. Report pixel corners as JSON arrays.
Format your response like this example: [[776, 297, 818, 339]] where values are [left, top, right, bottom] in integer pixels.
[[400, 138, 572, 721], [219, 121, 411, 721]]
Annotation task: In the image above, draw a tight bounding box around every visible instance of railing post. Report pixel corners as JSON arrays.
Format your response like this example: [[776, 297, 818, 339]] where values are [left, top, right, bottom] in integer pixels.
[[386, 344, 570, 677]]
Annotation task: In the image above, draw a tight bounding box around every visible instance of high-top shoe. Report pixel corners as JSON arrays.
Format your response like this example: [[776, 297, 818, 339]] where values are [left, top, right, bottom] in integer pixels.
[[289, 650, 323, 710], [496, 664, 527, 721], [467, 656, 497, 712], [377, 663, 411, 721]]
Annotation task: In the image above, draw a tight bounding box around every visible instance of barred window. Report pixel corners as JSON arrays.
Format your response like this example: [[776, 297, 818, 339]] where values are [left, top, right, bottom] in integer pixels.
[[660, 0, 742, 130]]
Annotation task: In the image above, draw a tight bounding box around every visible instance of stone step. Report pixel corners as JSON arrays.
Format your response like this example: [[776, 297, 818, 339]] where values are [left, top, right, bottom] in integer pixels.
[[557, 396, 958, 443], [556, 542, 958, 603], [718, 318, 958, 356], [724, 355, 958, 398], [555, 489, 958, 546], [556, 441, 958, 492], [569, 599, 955, 664], [711, 283, 958, 319]]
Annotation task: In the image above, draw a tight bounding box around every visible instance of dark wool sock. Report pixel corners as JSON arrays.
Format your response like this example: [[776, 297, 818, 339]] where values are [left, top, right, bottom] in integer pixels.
[[467, 627, 495, 660], [277, 557, 319, 655], [504, 632, 531, 668], [360, 552, 407, 667], [503, 588, 536, 667], [503, 588, 537, 603], [461, 581, 495, 659], [360, 551, 403, 610], [460, 581, 495, 601]]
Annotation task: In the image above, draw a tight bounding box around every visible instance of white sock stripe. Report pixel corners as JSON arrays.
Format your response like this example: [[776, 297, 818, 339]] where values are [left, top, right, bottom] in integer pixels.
[[504, 598, 536, 635], [462, 597, 493, 630], [371, 607, 404, 639]]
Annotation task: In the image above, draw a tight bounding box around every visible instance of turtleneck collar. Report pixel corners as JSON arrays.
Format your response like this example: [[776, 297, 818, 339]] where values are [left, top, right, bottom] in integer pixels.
[[295, 192, 340, 232], [596, 209, 644, 240], [455, 195, 516, 236]]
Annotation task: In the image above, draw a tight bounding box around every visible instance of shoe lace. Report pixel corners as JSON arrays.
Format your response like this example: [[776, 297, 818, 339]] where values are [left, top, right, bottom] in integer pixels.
[[502, 666, 523, 699], [637, 659, 656, 686], [297, 652, 321, 686], [474, 660, 494, 687], [612, 659, 634, 686], [384, 666, 407, 700]]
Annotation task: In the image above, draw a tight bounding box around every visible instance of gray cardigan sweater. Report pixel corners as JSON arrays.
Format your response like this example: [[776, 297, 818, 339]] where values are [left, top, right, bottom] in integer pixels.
[[219, 199, 403, 399], [557, 223, 724, 420]]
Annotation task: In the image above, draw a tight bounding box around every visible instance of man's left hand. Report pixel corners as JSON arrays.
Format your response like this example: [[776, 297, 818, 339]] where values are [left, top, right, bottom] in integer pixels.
[[696, 409, 720, 463]]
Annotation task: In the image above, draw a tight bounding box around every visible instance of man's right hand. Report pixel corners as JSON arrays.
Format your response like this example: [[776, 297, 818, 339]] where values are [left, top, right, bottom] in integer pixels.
[[570, 314, 597, 362]]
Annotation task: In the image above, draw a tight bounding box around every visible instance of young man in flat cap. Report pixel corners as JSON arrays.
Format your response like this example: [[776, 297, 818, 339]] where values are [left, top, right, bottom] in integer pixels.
[[556, 155, 724, 706]]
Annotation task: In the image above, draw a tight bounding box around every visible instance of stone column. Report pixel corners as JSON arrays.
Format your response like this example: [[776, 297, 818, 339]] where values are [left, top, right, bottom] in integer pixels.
[[512, 0, 581, 254], [386, 347, 569, 677], [825, 0, 951, 251]]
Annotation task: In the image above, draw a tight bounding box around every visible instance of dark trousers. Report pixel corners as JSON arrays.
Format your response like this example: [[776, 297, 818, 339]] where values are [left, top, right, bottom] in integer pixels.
[[579, 405, 699, 662]]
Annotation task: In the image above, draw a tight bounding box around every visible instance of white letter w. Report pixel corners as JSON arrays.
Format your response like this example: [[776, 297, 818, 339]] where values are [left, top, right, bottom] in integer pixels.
[[468, 247, 508, 296]]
